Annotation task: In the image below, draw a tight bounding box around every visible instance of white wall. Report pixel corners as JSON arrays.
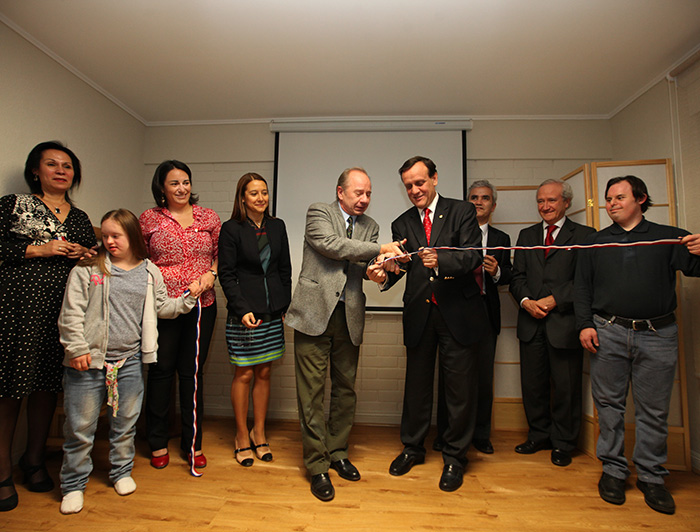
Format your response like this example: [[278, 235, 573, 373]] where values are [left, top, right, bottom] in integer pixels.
[[0, 23, 146, 221], [141, 119, 613, 426], [1, 21, 145, 463]]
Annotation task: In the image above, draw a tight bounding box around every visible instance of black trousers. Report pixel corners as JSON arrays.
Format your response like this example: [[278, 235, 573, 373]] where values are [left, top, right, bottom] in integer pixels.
[[437, 321, 496, 442], [400, 305, 478, 467], [519, 321, 583, 451], [146, 303, 217, 454]]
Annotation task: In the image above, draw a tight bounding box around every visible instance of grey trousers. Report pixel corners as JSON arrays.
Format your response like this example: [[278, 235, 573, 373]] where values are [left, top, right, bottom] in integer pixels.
[[294, 304, 360, 475], [590, 314, 678, 484]]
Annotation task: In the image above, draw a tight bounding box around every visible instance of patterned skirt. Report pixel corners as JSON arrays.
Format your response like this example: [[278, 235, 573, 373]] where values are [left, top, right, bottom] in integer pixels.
[[226, 315, 285, 367]]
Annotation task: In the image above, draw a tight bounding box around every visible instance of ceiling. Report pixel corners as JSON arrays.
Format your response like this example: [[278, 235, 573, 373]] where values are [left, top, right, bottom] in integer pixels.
[[1, 0, 699, 125]]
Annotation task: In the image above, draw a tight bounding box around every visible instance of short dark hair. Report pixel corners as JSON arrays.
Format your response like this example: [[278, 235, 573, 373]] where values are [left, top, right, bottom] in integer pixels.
[[605, 175, 653, 213], [398, 156, 437, 178], [150, 160, 199, 208], [231, 173, 272, 222], [24, 141, 82, 204]]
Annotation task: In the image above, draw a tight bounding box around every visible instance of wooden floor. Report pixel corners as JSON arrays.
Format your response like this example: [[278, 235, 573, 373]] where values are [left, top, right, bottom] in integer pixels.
[[3, 418, 699, 531]]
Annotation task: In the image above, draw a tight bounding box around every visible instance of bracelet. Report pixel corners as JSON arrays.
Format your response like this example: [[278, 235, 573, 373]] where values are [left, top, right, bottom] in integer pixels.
[[209, 269, 218, 279]]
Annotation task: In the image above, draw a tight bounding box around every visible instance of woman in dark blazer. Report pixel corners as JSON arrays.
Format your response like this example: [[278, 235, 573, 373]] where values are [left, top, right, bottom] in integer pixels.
[[218, 173, 291, 467]]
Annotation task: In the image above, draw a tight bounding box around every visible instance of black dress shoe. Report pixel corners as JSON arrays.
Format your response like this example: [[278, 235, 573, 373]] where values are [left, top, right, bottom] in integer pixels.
[[432, 439, 444, 452], [636, 479, 675, 514], [438, 464, 463, 492], [598, 472, 626, 505], [0, 476, 18, 512], [472, 439, 494, 454], [19, 455, 54, 492], [330, 459, 360, 481], [310, 473, 335, 502], [389, 452, 425, 476], [514, 439, 551, 454], [551, 448, 572, 467]]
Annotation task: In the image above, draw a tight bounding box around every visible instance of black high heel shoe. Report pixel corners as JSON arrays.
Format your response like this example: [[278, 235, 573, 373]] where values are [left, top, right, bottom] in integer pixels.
[[19, 455, 54, 492], [0, 476, 18, 512], [249, 430, 273, 462]]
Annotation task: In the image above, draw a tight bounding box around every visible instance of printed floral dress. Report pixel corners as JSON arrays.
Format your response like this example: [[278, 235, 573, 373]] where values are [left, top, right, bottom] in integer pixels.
[[0, 194, 96, 398]]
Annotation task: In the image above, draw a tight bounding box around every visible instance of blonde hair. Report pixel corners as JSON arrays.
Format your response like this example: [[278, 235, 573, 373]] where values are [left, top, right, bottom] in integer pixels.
[[80, 209, 148, 276]]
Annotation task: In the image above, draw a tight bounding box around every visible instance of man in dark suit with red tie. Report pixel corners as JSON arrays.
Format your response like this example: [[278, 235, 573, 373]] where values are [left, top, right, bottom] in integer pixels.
[[368, 156, 488, 492], [509, 179, 594, 467], [434, 180, 513, 455]]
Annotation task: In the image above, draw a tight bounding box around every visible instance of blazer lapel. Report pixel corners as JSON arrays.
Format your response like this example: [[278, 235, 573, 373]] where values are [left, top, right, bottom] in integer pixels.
[[548, 218, 574, 259], [531, 224, 545, 267], [429, 196, 448, 246], [333, 201, 349, 237], [408, 207, 427, 247]]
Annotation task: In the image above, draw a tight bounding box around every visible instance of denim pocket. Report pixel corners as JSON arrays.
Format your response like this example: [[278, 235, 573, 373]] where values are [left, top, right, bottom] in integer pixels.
[[593, 314, 612, 330], [650, 322, 678, 340]]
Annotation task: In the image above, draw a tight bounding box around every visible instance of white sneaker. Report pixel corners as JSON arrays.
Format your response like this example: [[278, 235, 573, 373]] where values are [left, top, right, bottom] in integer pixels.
[[114, 476, 137, 496], [60, 491, 84, 514]]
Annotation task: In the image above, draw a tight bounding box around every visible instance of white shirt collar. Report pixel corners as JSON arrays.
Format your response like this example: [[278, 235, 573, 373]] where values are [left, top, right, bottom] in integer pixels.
[[422, 193, 440, 218], [338, 202, 356, 223], [543, 216, 566, 230]]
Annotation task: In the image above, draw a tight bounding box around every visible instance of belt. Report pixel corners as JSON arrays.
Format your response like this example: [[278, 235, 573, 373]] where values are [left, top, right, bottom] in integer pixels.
[[599, 312, 675, 331]]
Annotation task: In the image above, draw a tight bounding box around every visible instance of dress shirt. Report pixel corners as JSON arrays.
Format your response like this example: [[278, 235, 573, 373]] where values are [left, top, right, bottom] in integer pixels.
[[139, 205, 221, 307], [480, 222, 501, 283], [519, 216, 567, 307], [542, 216, 566, 243], [422, 194, 440, 274], [421, 194, 440, 228], [338, 203, 357, 302]]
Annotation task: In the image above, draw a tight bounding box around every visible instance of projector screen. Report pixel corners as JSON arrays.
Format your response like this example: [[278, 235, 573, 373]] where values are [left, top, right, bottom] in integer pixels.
[[274, 130, 466, 310]]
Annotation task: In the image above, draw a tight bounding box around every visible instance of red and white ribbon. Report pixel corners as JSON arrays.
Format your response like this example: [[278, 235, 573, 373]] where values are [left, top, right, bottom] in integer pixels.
[[376, 238, 683, 265], [189, 297, 203, 477]]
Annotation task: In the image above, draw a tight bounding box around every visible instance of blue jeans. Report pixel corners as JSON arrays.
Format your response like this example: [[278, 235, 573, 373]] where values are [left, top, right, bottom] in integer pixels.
[[60, 354, 144, 495], [589, 314, 677, 484]]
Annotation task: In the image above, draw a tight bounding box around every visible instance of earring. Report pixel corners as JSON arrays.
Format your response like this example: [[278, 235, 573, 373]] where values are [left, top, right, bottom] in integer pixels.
[[161, 194, 166, 203], [34, 175, 39, 181]]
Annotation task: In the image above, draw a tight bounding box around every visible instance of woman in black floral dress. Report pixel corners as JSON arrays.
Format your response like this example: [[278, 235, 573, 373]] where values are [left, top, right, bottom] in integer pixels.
[[0, 141, 96, 512]]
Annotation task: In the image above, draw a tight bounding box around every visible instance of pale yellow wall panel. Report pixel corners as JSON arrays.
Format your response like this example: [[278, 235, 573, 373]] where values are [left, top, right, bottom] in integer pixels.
[[494, 363, 522, 399], [495, 329, 520, 364]]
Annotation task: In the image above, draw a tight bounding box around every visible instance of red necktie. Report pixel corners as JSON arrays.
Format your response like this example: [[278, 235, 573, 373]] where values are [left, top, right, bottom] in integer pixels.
[[474, 264, 484, 294], [423, 208, 432, 243], [544, 224, 556, 258], [423, 208, 437, 305]]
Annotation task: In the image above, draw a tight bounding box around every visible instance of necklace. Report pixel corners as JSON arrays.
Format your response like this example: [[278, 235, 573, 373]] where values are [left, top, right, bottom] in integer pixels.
[[38, 196, 68, 214]]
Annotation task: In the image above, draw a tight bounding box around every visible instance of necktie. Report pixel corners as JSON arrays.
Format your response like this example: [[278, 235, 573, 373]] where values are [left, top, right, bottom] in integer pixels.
[[544, 224, 556, 258], [474, 264, 484, 295], [347, 216, 353, 239], [474, 228, 486, 294], [423, 208, 437, 305], [423, 208, 432, 243]]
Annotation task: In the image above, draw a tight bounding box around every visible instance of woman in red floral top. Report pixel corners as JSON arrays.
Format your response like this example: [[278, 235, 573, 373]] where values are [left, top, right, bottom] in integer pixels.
[[139, 160, 221, 471]]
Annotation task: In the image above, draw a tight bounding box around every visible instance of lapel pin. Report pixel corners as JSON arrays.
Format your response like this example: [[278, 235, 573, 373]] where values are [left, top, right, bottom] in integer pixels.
[[439, 214, 443, 219]]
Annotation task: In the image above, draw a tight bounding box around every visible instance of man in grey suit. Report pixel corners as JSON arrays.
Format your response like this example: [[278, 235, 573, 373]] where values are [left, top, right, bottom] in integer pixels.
[[285, 167, 403, 502]]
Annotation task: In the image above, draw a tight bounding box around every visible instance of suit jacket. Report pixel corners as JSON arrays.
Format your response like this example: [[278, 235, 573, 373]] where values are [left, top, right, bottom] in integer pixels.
[[384, 196, 488, 348], [509, 217, 595, 349], [482, 225, 513, 335], [285, 201, 380, 346], [218, 216, 292, 318]]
